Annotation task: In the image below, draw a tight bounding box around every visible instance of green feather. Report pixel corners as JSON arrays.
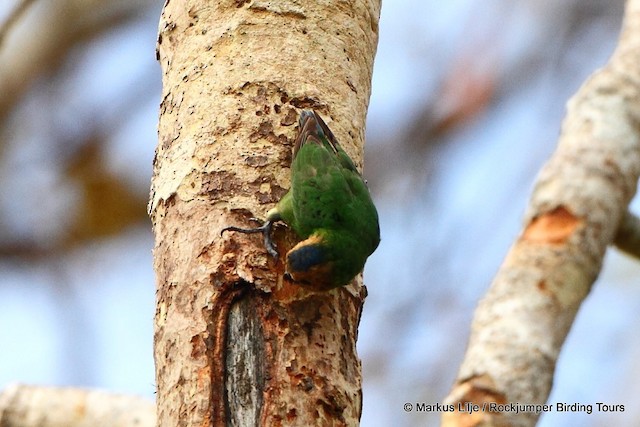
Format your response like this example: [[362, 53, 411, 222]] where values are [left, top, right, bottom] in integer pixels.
[[277, 110, 380, 288], [223, 109, 380, 289]]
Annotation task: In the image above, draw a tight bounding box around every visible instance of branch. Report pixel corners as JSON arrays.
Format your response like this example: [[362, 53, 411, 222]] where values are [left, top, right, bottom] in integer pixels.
[[0, 0, 37, 49], [0, 0, 151, 125], [443, 0, 640, 425], [0, 384, 154, 427]]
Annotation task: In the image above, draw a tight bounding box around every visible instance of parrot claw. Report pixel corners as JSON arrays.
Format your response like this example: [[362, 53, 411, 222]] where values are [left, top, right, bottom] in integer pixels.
[[220, 220, 279, 259]]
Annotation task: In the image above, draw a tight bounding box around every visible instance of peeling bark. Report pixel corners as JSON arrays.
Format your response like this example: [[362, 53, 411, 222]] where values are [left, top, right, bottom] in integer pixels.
[[443, 1, 640, 426], [150, 1, 380, 426]]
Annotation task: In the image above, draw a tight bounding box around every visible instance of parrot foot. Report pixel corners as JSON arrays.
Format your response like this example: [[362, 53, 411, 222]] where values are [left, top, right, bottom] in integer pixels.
[[221, 218, 279, 258]]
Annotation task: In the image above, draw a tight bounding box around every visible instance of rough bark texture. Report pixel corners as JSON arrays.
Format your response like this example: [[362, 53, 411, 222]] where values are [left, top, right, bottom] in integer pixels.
[[150, 1, 380, 426], [0, 384, 154, 427], [442, 1, 640, 426]]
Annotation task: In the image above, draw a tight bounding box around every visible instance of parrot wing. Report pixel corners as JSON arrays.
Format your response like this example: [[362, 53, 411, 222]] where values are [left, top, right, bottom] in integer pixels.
[[289, 111, 377, 244], [293, 110, 359, 173]]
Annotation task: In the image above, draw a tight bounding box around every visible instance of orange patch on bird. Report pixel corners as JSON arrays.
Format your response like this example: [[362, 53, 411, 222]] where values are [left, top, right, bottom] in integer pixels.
[[523, 206, 581, 244]]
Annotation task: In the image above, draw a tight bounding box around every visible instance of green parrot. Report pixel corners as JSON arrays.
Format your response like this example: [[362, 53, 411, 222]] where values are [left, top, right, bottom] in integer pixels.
[[221, 110, 380, 289]]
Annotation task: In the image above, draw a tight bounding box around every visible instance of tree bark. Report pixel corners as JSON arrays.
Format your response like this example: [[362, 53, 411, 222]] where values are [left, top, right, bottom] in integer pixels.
[[443, 1, 640, 426], [150, 1, 380, 426]]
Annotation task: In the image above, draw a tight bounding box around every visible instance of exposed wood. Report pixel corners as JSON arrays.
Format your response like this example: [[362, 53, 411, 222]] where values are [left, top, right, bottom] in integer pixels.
[[225, 296, 265, 426]]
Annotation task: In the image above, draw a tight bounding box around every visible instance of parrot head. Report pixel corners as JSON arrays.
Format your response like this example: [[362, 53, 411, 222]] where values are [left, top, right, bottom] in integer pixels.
[[284, 231, 369, 290], [284, 236, 333, 287]]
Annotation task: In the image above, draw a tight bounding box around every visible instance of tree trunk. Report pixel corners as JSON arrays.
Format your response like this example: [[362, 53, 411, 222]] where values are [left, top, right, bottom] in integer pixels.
[[150, 1, 380, 426], [443, 0, 640, 426]]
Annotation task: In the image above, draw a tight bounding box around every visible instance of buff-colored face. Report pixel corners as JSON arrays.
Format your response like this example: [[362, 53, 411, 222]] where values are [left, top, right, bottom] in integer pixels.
[[284, 237, 336, 289]]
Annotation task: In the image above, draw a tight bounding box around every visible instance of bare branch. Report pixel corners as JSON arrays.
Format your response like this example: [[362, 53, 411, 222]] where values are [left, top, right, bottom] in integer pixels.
[[443, 0, 640, 425], [0, 0, 37, 49], [0, 0, 152, 125], [0, 384, 154, 427]]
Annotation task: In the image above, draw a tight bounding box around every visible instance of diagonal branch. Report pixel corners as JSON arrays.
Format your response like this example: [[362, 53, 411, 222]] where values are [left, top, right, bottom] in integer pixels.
[[0, 0, 37, 49], [442, 0, 640, 426]]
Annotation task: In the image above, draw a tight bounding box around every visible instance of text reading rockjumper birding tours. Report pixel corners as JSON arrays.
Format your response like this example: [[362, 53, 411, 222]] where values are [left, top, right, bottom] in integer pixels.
[[403, 401, 624, 415]]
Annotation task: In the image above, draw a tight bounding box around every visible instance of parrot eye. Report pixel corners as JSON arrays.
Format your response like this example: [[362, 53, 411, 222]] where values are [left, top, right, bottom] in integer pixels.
[[287, 244, 326, 273]]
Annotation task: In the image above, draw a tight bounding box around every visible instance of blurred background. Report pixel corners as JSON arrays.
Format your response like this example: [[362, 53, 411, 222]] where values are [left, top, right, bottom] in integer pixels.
[[1, 0, 639, 426]]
